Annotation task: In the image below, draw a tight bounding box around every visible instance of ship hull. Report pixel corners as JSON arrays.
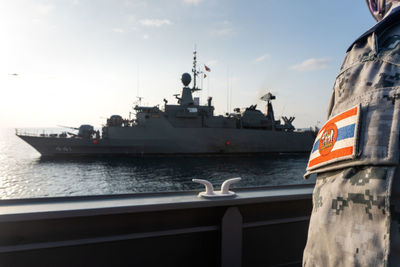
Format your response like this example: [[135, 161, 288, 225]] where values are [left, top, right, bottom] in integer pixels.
[[17, 127, 315, 157]]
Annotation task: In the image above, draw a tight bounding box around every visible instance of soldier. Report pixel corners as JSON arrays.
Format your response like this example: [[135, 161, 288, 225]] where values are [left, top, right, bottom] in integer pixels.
[[303, 1, 400, 266]]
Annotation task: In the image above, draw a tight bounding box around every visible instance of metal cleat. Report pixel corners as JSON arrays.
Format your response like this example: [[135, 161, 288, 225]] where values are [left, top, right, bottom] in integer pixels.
[[192, 177, 241, 198]]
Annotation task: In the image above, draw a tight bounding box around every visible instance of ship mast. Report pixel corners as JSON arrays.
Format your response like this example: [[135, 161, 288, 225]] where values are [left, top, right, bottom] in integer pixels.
[[192, 50, 198, 90], [191, 49, 202, 91]]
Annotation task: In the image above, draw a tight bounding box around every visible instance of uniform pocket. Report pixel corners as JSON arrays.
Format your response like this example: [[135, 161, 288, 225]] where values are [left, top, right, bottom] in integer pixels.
[[359, 87, 400, 163]]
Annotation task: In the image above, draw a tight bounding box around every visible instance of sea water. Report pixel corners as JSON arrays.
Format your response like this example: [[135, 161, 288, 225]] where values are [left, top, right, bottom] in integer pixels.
[[0, 128, 315, 199]]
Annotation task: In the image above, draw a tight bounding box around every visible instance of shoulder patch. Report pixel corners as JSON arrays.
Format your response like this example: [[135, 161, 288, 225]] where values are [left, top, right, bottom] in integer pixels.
[[307, 105, 361, 172]]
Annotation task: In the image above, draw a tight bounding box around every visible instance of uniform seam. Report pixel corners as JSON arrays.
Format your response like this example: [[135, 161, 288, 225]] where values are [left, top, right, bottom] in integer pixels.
[[333, 87, 400, 115], [336, 56, 400, 80]]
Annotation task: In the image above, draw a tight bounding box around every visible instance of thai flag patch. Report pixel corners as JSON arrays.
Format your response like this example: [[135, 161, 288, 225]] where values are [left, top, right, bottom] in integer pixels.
[[306, 104, 360, 171]]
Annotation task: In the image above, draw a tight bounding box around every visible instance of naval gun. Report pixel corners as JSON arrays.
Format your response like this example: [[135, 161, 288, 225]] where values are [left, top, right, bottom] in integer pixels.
[[57, 125, 79, 131], [57, 124, 96, 139], [78, 125, 95, 139]]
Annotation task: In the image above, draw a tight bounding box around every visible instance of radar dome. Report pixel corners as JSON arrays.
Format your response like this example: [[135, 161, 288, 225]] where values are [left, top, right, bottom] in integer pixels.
[[181, 73, 191, 87]]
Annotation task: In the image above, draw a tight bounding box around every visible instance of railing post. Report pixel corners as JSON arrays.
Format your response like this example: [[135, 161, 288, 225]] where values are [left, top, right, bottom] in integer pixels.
[[221, 207, 242, 267]]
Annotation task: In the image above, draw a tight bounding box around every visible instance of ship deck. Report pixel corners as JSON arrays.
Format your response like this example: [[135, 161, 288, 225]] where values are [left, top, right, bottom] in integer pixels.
[[0, 184, 313, 266]]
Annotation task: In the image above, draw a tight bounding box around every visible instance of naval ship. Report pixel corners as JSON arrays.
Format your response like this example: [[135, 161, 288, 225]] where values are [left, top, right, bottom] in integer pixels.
[[17, 51, 315, 157]]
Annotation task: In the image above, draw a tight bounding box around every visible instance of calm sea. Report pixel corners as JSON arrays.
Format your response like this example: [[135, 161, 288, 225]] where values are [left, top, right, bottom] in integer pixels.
[[0, 128, 315, 199]]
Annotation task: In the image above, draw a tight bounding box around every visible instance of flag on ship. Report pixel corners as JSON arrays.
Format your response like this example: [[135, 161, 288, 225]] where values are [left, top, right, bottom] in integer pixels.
[[204, 65, 211, 72]]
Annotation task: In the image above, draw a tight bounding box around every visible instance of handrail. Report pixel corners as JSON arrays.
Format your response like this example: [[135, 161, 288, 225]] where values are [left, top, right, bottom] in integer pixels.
[[15, 128, 68, 138], [0, 184, 313, 267]]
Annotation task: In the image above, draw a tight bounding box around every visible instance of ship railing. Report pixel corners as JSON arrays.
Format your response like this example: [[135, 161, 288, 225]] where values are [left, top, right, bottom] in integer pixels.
[[15, 128, 68, 138], [0, 183, 313, 266]]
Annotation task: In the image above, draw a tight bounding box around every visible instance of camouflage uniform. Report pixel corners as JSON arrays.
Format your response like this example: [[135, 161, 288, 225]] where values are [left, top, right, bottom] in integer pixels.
[[303, 6, 400, 266]]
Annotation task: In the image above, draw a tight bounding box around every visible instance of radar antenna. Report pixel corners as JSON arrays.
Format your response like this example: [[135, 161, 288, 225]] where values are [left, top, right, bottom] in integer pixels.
[[260, 92, 276, 103], [261, 92, 277, 127]]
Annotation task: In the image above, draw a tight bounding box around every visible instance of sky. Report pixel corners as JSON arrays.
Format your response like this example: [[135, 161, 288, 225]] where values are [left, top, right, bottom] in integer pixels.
[[0, 0, 375, 128]]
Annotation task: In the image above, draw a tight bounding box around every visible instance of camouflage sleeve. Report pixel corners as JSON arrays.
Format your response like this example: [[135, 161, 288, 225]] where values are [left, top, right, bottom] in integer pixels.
[[303, 166, 393, 266], [303, 19, 400, 267]]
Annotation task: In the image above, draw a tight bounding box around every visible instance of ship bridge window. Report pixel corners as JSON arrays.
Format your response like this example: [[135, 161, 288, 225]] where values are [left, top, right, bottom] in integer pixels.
[[187, 107, 198, 113]]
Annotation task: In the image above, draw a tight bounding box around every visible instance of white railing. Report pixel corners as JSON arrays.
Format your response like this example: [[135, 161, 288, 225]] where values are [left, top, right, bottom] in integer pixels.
[[15, 129, 68, 138]]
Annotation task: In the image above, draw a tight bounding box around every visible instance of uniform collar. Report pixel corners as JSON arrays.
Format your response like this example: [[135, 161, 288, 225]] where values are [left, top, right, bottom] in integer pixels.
[[347, 5, 400, 52]]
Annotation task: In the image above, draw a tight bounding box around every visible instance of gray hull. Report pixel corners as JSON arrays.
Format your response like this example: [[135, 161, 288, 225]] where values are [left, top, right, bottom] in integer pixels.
[[17, 127, 314, 157]]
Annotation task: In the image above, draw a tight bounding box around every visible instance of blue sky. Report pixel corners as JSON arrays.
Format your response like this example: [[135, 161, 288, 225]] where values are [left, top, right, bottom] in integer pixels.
[[0, 0, 375, 128]]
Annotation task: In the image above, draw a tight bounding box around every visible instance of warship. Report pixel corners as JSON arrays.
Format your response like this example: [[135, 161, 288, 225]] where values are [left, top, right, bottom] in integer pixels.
[[17, 51, 316, 157]]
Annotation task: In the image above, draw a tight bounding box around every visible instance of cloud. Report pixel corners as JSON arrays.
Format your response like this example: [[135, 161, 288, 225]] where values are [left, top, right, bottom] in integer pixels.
[[254, 54, 271, 63], [139, 19, 172, 27], [211, 21, 236, 37], [211, 27, 235, 36], [183, 0, 202, 5], [127, 14, 136, 23], [143, 34, 149, 39], [112, 28, 125, 33], [290, 58, 330, 71], [36, 4, 54, 15], [124, 0, 147, 8]]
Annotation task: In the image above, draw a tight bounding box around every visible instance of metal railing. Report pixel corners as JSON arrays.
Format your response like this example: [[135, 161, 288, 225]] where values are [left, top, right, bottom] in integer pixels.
[[0, 184, 313, 267], [15, 128, 68, 138]]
